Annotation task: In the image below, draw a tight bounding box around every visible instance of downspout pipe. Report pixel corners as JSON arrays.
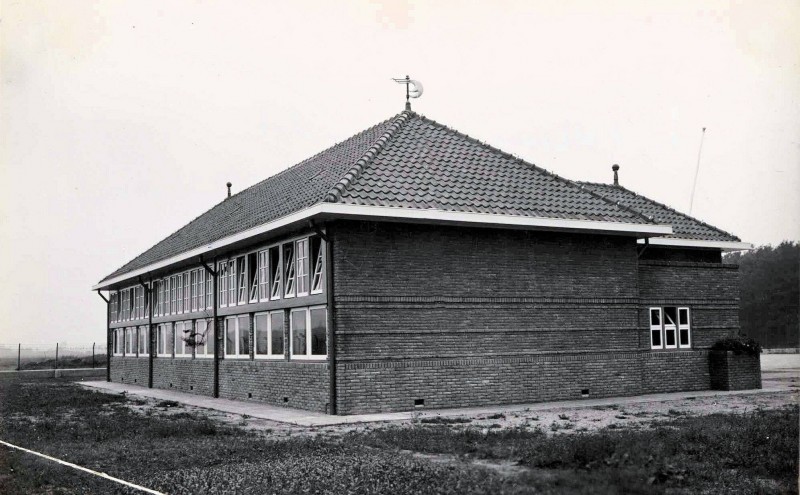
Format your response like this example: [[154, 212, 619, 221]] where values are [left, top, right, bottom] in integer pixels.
[[200, 256, 219, 398], [96, 290, 111, 382], [142, 276, 154, 388]]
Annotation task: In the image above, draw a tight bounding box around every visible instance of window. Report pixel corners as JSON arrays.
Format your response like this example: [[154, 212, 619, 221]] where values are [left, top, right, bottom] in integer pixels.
[[219, 262, 228, 307], [228, 260, 237, 306], [284, 243, 295, 298], [125, 327, 135, 356], [237, 256, 247, 305], [194, 319, 214, 358], [175, 321, 192, 357], [183, 272, 190, 313], [269, 246, 282, 300], [255, 311, 285, 359], [198, 269, 206, 310], [248, 252, 258, 303], [176, 274, 184, 313], [113, 328, 123, 356], [163, 277, 170, 316], [157, 323, 174, 357], [650, 307, 691, 350], [170, 275, 178, 314], [224, 315, 250, 358], [191, 270, 198, 312], [290, 307, 327, 359], [205, 268, 213, 309], [310, 236, 324, 294], [296, 238, 309, 296], [138, 325, 148, 356], [110, 292, 118, 323], [258, 250, 269, 301]]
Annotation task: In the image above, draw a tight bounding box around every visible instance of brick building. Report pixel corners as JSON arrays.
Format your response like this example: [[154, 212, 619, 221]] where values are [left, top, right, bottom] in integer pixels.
[[94, 110, 752, 414]]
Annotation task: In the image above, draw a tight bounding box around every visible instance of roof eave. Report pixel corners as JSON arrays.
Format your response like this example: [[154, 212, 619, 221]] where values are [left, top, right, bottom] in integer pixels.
[[93, 203, 672, 291], [637, 238, 754, 251]]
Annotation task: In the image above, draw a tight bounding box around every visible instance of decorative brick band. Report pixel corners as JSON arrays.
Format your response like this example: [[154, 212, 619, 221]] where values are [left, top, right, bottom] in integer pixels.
[[338, 326, 642, 335], [336, 295, 640, 305], [639, 260, 738, 269]]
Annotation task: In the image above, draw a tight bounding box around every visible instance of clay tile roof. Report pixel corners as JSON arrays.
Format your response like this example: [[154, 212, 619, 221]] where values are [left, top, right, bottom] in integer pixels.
[[578, 181, 740, 242], [99, 110, 735, 284]]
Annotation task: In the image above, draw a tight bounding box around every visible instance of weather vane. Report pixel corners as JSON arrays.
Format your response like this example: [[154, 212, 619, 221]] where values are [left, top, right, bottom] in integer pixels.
[[392, 75, 423, 110]]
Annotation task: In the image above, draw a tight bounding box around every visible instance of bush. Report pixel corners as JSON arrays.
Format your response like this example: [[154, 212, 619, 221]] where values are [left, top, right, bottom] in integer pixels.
[[710, 337, 762, 356]]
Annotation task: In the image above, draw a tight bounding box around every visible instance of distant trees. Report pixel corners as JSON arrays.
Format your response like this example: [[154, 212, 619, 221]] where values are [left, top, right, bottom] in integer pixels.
[[724, 241, 799, 348]]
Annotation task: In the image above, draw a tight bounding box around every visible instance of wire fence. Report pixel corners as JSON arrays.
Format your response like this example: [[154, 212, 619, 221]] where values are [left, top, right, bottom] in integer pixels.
[[0, 343, 107, 371]]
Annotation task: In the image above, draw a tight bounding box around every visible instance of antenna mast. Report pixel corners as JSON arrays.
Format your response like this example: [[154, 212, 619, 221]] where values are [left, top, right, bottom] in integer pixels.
[[689, 127, 706, 214]]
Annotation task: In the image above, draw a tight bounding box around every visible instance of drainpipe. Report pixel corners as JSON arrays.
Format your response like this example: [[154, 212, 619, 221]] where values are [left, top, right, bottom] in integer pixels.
[[144, 276, 154, 388], [200, 256, 219, 398], [312, 221, 336, 415], [96, 290, 110, 382]]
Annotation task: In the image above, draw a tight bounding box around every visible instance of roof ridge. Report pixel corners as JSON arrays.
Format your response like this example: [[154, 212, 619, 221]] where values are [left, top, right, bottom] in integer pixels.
[[323, 110, 414, 203], [613, 184, 741, 241], [413, 113, 656, 225]]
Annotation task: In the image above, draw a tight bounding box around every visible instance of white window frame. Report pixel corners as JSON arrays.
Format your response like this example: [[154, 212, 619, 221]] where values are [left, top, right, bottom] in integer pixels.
[[224, 315, 251, 359], [310, 236, 324, 295], [218, 261, 228, 307], [156, 323, 174, 358], [678, 307, 692, 348], [258, 249, 269, 302], [227, 259, 237, 307], [113, 328, 123, 356], [183, 272, 190, 313], [191, 270, 198, 312], [649, 307, 663, 350], [174, 321, 192, 357], [237, 256, 247, 305], [663, 307, 678, 349], [254, 311, 285, 359], [296, 238, 309, 297], [283, 243, 296, 298], [270, 245, 282, 300], [124, 327, 134, 356], [198, 269, 206, 310], [290, 306, 327, 360], [170, 275, 178, 315], [248, 252, 259, 303], [194, 319, 215, 358], [205, 268, 213, 309], [138, 325, 148, 357]]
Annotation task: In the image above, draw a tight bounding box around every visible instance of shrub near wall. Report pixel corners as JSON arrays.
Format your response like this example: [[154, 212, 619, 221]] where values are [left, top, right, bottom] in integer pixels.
[[709, 338, 762, 391]]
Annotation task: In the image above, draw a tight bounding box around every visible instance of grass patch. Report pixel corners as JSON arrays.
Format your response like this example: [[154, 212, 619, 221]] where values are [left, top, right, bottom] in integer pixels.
[[418, 416, 472, 425]]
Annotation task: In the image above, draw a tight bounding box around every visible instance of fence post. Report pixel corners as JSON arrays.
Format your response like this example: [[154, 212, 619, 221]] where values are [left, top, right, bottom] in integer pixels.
[[92, 342, 96, 369], [17, 343, 20, 371], [55, 343, 59, 370]]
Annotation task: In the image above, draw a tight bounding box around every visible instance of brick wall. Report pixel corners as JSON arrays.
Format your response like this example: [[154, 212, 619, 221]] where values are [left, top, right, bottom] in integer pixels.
[[709, 351, 762, 390], [330, 221, 737, 414], [218, 360, 329, 412], [109, 357, 150, 386], [152, 358, 214, 396]]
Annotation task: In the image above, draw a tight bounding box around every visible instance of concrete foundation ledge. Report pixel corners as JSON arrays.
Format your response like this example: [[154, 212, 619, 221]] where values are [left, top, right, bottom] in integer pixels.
[[0, 368, 107, 379]]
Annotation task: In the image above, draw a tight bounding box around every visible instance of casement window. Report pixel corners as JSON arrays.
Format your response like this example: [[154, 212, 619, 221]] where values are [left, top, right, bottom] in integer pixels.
[[194, 319, 215, 358], [269, 246, 282, 300], [109, 292, 118, 323], [191, 270, 198, 312], [227, 260, 237, 306], [258, 250, 269, 301], [296, 238, 309, 297], [255, 311, 285, 359], [183, 272, 190, 313], [198, 269, 206, 310], [283, 243, 296, 298], [248, 252, 258, 303], [310, 236, 324, 294], [224, 315, 250, 358], [218, 262, 228, 307], [176, 274, 184, 314], [144, 283, 150, 318], [113, 328, 123, 356], [120, 291, 127, 321], [205, 269, 213, 309], [290, 306, 327, 359], [138, 325, 148, 356], [156, 323, 174, 357], [170, 275, 178, 315], [649, 307, 692, 350], [124, 327, 134, 356], [162, 278, 169, 316], [236, 256, 247, 305], [174, 321, 192, 357]]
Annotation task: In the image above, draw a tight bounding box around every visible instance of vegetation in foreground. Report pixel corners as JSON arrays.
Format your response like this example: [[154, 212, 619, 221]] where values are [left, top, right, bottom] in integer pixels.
[[0, 375, 796, 494]]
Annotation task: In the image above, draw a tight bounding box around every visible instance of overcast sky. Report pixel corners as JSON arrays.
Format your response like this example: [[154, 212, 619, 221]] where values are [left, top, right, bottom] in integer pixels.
[[2, 0, 798, 345]]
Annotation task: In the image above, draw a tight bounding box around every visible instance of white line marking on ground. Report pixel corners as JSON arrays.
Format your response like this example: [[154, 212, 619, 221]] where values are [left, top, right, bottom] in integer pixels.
[[0, 439, 164, 494]]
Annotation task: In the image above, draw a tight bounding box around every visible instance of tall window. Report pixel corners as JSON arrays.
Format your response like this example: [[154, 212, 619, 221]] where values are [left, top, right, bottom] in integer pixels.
[[198, 269, 206, 310], [237, 256, 247, 305], [258, 250, 269, 301], [310, 236, 324, 294], [227, 260, 237, 306], [649, 307, 691, 350], [157, 323, 174, 357], [195, 319, 214, 358], [183, 272, 190, 313], [269, 246, 282, 300], [290, 307, 327, 359], [191, 270, 198, 312], [296, 239, 309, 296], [255, 311, 284, 359], [219, 262, 228, 307], [163, 278, 170, 316], [113, 328, 123, 356], [138, 326, 148, 356], [175, 321, 191, 357], [224, 315, 250, 358], [284, 243, 296, 298], [125, 327, 135, 356], [170, 276, 178, 315], [205, 268, 213, 309], [248, 252, 258, 303], [110, 293, 118, 323]]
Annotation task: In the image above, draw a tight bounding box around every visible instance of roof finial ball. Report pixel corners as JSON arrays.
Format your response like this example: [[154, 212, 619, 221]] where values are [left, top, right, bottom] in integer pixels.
[[612, 164, 620, 186], [226, 182, 232, 199]]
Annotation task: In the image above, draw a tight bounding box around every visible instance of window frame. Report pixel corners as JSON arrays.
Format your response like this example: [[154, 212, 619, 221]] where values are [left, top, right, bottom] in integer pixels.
[[295, 238, 309, 297], [649, 307, 663, 350], [174, 321, 192, 357], [649, 306, 692, 351], [254, 310, 285, 360], [224, 315, 251, 359], [289, 306, 327, 360], [137, 325, 149, 357], [156, 323, 174, 358], [113, 328, 123, 356], [678, 307, 691, 348], [194, 318, 215, 359], [310, 235, 325, 295]]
